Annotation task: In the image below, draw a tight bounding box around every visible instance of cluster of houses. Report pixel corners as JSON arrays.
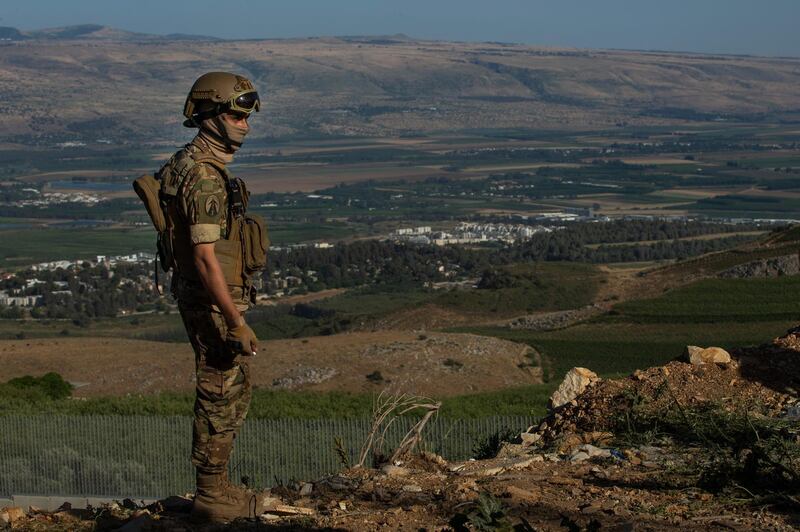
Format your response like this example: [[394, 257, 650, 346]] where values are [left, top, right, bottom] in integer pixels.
[[391, 222, 554, 245], [7, 189, 106, 207], [1, 253, 157, 309]]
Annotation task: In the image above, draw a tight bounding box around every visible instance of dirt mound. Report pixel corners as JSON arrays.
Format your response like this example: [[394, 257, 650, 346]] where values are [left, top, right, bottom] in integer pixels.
[[531, 334, 799, 445]]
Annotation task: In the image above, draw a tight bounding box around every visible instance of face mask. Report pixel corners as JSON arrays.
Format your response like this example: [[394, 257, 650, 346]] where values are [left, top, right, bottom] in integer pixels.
[[218, 117, 249, 149], [197, 116, 249, 162]]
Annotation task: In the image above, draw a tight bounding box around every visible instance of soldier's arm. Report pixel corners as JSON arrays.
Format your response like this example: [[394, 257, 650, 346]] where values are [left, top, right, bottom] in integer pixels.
[[182, 167, 243, 328], [192, 244, 243, 327]]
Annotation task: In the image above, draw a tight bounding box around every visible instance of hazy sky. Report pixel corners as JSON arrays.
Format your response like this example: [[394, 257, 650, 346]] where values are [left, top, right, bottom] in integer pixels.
[[2, 0, 798, 57]]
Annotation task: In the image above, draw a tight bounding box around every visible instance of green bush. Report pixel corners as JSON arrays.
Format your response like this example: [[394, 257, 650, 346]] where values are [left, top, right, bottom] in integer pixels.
[[472, 428, 518, 459], [6, 372, 73, 400], [615, 401, 800, 496]]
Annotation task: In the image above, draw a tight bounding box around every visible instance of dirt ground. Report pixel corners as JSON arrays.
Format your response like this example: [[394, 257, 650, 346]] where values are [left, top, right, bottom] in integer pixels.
[[8, 332, 799, 531], [11, 457, 797, 531], [0, 331, 540, 398]]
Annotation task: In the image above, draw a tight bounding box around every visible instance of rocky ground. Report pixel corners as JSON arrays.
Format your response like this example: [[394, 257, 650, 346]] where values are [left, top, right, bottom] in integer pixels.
[[506, 305, 605, 332], [4, 331, 799, 531]]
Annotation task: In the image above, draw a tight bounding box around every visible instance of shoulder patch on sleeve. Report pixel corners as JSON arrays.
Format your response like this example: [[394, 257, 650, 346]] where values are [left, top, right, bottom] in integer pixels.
[[204, 195, 221, 217]]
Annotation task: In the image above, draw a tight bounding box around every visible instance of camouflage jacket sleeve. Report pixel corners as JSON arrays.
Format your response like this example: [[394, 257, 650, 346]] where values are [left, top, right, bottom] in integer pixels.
[[178, 164, 228, 244]]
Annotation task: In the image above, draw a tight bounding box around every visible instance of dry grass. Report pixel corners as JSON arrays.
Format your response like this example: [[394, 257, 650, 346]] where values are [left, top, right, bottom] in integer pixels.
[[0, 331, 540, 398]]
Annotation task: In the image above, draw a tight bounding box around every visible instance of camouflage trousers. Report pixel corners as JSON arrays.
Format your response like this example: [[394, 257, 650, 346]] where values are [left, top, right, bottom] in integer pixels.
[[179, 305, 252, 475]]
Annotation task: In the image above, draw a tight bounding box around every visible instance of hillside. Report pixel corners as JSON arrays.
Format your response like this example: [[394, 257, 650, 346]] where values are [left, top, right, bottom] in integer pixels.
[[0, 24, 217, 42], [4, 328, 798, 530], [0, 331, 541, 398], [0, 32, 799, 142]]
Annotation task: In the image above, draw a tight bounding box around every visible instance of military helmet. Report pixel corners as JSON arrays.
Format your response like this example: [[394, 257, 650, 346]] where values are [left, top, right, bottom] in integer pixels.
[[183, 72, 261, 127]]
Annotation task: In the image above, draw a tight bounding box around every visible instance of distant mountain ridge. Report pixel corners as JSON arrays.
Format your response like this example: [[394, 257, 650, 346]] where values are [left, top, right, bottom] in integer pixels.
[[0, 24, 219, 42], [0, 32, 799, 142]]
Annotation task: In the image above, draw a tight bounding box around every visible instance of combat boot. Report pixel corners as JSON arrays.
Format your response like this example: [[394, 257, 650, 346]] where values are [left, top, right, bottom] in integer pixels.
[[190, 471, 272, 523], [219, 470, 272, 503]]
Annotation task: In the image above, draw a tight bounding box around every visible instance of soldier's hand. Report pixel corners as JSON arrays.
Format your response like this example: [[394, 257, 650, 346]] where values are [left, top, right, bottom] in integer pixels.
[[226, 317, 258, 356]]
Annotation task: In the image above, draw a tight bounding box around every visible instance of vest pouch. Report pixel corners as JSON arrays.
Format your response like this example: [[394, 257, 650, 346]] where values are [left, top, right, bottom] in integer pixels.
[[214, 238, 244, 286], [132, 174, 166, 233], [242, 214, 269, 272]]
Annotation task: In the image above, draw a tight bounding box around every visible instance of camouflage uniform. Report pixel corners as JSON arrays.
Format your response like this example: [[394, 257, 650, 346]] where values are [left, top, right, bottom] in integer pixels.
[[169, 141, 252, 476]]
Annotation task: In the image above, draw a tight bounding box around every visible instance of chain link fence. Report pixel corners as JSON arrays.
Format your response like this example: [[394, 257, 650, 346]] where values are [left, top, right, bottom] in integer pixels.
[[0, 415, 535, 499]]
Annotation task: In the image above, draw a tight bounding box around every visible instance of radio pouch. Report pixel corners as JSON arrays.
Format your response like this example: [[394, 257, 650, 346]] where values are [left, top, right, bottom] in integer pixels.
[[133, 174, 166, 233], [242, 214, 269, 272]]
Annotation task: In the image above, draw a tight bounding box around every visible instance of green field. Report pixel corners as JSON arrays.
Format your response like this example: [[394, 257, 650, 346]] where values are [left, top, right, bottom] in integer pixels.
[[612, 276, 800, 323], [0, 379, 556, 419], [459, 320, 792, 381], [0, 222, 361, 268], [316, 262, 604, 320], [454, 275, 799, 380], [690, 194, 800, 218], [0, 313, 186, 341], [0, 227, 154, 267]]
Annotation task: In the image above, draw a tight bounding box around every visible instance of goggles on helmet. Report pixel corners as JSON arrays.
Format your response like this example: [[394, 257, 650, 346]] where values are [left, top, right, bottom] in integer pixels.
[[227, 91, 261, 115]]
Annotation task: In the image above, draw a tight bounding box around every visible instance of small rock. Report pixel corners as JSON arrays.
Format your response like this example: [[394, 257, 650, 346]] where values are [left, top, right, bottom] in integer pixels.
[[507, 457, 537, 471], [520, 432, 542, 447], [684, 345, 731, 365], [381, 465, 410, 477], [557, 432, 584, 454], [549, 367, 600, 410], [623, 450, 642, 465], [582, 431, 613, 445], [269, 504, 315, 516], [581, 503, 603, 515], [1, 507, 24, 525], [402, 484, 423, 493], [471, 465, 505, 476], [299, 482, 314, 496], [420, 451, 448, 468], [579, 444, 612, 459], [496, 442, 526, 458], [570, 444, 611, 462]]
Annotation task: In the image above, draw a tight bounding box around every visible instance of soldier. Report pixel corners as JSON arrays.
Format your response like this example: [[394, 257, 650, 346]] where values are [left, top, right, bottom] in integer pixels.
[[152, 72, 270, 522]]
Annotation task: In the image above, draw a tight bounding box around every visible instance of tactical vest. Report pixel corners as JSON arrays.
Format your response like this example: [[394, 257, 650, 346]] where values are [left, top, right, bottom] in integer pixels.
[[133, 144, 269, 293]]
